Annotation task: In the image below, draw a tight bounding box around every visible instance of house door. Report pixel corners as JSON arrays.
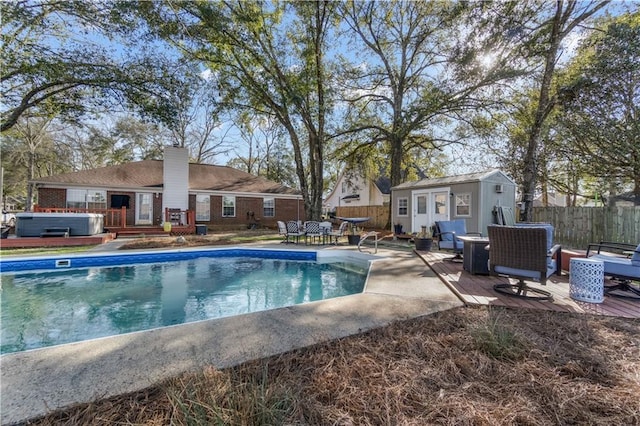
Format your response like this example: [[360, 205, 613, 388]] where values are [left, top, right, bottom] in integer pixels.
[[136, 193, 153, 225], [412, 189, 449, 233]]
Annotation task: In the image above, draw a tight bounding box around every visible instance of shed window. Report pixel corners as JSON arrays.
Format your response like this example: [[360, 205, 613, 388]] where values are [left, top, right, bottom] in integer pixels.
[[196, 194, 210, 221], [397, 197, 408, 216], [455, 193, 471, 216], [222, 196, 235, 217]]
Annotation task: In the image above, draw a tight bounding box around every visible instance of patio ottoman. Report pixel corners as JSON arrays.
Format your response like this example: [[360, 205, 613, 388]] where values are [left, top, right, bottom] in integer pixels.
[[569, 258, 604, 303]]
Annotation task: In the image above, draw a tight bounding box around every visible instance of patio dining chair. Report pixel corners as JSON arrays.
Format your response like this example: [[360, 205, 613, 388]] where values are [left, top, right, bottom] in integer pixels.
[[277, 221, 290, 243], [487, 224, 562, 301], [319, 221, 333, 244], [304, 221, 322, 245], [286, 220, 305, 244], [327, 221, 349, 245]]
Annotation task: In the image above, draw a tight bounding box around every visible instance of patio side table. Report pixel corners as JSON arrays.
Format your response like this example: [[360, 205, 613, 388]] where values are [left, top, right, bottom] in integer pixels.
[[458, 236, 490, 275], [569, 258, 604, 303]]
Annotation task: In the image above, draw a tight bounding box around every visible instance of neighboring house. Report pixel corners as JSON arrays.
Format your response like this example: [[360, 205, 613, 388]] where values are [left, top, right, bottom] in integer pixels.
[[323, 169, 391, 215], [32, 146, 304, 229], [391, 169, 517, 235], [532, 191, 568, 207], [608, 191, 639, 207]]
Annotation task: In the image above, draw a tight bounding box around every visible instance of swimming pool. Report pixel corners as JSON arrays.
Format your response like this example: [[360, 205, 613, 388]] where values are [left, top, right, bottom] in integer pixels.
[[0, 248, 372, 354]]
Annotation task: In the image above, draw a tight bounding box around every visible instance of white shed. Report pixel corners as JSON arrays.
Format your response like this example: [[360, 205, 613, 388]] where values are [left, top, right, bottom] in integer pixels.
[[390, 169, 517, 235]]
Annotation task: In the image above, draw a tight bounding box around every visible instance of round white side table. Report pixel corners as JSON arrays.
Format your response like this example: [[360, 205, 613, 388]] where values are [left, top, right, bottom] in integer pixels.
[[569, 258, 604, 303]]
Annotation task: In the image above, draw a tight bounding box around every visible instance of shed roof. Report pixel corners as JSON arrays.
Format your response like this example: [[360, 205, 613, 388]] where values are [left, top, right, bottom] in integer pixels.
[[32, 160, 299, 195], [391, 169, 515, 190]]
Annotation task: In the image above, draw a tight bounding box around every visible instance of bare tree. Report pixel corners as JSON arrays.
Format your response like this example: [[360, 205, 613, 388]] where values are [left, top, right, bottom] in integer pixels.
[[519, 0, 609, 220]]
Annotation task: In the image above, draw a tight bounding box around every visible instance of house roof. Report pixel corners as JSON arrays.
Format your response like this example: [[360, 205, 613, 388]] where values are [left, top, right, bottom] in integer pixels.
[[32, 160, 299, 195], [391, 169, 515, 190], [608, 191, 638, 205]]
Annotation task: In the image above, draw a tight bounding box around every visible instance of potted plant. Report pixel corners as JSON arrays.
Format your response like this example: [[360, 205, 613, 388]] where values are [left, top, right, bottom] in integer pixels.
[[347, 223, 361, 245], [414, 225, 433, 251]]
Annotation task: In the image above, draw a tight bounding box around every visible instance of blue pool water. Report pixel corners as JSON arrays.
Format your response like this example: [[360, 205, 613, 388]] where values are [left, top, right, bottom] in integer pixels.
[[0, 249, 369, 354]]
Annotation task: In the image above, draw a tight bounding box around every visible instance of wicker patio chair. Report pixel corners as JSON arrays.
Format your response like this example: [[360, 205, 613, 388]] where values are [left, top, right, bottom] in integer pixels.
[[487, 225, 562, 301]]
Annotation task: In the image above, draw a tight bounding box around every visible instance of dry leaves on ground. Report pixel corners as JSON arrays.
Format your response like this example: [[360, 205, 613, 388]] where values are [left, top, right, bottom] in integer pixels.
[[28, 306, 640, 426]]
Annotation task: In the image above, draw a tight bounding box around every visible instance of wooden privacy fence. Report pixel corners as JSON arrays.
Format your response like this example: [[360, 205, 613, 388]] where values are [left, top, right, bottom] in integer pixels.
[[335, 206, 390, 230], [532, 206, 640, 249], [334, 205, 639, 248]]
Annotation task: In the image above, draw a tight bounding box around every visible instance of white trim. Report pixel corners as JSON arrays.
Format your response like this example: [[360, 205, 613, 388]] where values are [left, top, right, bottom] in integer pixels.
[[454, 193, 472, 217], [222, 195, 236, 217], [35, 183, 302, 200], [191, 190, 302, 200], [410, 187, 450, 233]]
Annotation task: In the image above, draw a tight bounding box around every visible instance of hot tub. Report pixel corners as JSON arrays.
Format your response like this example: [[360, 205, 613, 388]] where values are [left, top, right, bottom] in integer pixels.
[[16, 213, 104, 237]]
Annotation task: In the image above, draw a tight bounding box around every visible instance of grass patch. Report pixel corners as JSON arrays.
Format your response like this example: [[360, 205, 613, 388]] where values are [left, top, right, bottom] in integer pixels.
[[469, 308, 530, 361], [119, 230, 282, 250], [167, 365, 297, 425], [0, 245, 98, 256], [27, 306, 640, 425]]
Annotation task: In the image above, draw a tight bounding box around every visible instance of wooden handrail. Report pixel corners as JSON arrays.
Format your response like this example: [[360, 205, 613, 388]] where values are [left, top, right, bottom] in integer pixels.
[[33, 206, 127, 228]]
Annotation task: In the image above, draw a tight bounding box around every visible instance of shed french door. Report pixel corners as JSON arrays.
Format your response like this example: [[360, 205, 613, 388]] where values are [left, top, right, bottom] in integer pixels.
[[412, 189, 449, 233]]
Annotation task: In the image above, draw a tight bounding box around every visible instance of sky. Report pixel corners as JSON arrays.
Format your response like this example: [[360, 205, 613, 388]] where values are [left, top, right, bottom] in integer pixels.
[[6, 0, 637, 179]]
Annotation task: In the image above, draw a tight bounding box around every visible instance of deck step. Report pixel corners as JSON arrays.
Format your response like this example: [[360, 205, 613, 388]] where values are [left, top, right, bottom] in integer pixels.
[[40, 227, 70, 238], [116, 230, 169, 236]]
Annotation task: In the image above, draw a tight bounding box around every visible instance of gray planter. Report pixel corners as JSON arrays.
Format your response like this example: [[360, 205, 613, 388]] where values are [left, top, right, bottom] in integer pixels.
[[347, 234, 361, 245], [415, 238, 433, 251]]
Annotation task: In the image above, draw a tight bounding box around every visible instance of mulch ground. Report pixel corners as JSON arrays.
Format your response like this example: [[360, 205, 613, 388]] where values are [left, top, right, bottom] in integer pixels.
[[27, 305, 640, 425]]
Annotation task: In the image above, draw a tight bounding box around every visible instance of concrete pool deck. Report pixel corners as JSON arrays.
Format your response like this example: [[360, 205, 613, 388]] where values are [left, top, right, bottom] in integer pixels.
[[0, 244, 463, 425]]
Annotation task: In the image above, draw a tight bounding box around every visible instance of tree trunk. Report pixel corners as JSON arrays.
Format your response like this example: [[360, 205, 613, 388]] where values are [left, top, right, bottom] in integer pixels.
[[521, 3, 564, 222]]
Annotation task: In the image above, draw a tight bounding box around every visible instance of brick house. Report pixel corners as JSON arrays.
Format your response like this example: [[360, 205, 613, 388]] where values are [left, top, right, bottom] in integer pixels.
[[32, 147, 304, 230]]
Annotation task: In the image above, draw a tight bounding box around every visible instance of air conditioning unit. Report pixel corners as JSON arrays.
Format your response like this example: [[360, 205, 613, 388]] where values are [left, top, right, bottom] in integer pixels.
[[495, 184, 504, 193]]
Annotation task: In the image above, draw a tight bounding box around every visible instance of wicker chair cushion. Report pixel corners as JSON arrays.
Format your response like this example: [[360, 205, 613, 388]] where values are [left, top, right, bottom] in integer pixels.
[[494, 259, 557, 281]]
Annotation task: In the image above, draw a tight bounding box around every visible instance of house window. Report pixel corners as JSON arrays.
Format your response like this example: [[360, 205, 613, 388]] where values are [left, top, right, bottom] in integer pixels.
[[455, 193, 471, 216], [67, 189, 107, 210], [397, 197, 408, 216], [196, 194, 210, 221], [222, 196, 235, 217], [263, 198, 275, 217]]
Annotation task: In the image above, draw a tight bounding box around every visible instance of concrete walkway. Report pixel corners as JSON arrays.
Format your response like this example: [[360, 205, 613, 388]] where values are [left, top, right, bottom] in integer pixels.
[[0, 244, 462, 425]]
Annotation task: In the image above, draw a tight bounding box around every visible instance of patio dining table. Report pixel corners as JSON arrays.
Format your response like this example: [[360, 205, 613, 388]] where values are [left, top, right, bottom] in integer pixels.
[[335, 216, 371, 225]]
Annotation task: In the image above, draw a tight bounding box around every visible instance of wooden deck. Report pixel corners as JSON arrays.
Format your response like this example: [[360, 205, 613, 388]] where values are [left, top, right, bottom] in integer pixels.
[[418, 250, 640, 319], [105, 225, 195, 236], [0, 224, 197, 249], [0, 233, 116, 249]]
